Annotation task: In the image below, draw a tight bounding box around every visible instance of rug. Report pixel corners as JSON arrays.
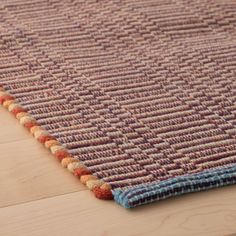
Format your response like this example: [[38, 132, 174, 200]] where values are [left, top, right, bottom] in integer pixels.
[[1, 0, 236, 208]]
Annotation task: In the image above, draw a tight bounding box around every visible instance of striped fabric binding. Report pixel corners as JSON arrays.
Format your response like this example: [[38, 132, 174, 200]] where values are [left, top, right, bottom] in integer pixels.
[[113, 164, 236, 208]]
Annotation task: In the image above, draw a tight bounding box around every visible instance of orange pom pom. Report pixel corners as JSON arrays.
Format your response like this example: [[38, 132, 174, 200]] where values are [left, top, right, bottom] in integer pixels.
[[24, 121, 38, 130], [0, 95, 14, 104], [38, 135, 54, 143], [54, 149, 70, 161], [11, 107, 26, 116], [74, 168, 91, 177], [92, 187, 113, 200]]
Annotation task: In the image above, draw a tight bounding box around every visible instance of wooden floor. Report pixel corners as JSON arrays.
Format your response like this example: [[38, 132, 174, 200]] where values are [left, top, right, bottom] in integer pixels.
[[1, 106, 236, 236]]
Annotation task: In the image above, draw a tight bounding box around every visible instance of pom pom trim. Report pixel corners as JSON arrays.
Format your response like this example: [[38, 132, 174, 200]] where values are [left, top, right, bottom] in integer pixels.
[[0, 88, 113, 200]]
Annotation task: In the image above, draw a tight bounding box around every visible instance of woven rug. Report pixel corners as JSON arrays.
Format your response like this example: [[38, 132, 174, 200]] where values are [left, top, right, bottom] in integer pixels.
[[1, 0, 236, 208]]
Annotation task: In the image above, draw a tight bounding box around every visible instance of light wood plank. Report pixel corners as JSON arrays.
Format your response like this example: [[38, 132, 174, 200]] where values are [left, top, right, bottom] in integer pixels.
[[1, 187, 236, 236], [0, 106, 86, 207], [0, 106, 31, 144], [0, 138, 86, 207]]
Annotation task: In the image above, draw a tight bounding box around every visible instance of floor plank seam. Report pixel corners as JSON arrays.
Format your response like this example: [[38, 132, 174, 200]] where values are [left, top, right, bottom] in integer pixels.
[[0, 189, 89, 209]]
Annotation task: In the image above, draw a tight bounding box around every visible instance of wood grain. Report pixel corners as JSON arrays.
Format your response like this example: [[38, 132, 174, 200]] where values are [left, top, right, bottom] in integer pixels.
[[1, 188, 236, 236], [1, 105, 236, 236], [0, 106, 30, 144]]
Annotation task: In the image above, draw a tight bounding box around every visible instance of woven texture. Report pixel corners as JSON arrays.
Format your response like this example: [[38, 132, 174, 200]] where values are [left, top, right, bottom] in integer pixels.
[[1, 0, 236, 208]]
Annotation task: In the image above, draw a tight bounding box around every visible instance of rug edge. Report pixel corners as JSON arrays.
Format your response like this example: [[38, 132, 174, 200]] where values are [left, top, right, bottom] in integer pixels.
[[113, 164, 236, 208], [0, 87, 113, 201], [2, 87, 236, 208]]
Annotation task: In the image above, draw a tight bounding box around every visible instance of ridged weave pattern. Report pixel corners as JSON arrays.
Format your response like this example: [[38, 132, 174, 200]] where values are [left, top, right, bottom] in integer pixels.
[[1, 0, 236, 208]]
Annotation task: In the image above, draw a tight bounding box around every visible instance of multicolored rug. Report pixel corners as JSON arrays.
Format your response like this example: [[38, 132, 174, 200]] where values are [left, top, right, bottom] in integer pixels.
[[1, 0, 236, 208]]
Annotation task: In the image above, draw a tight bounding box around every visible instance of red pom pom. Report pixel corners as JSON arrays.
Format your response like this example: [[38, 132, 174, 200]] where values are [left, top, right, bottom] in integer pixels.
[[11, 107, 25, 116], [54, 149, 70, 161], [0, 95, 14, 104], [38, 135, 54, 144], [24, 121, 38, 130], [92, 187, 113, 200], [74, 168, 91, 177]]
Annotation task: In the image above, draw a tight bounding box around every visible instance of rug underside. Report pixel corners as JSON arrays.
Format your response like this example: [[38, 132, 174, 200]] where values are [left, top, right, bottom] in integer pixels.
[[0, 0, 236, 208]]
